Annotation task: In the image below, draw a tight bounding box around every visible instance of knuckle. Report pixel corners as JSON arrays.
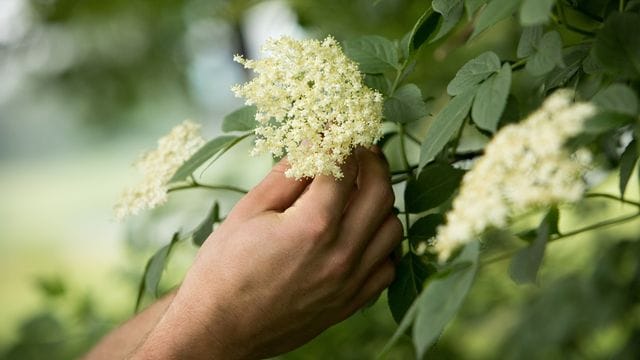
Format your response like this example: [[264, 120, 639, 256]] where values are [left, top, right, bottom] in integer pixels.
[[306, 214, 332, 238], [378, 184, 395, 210], [323, 253, 352, 285]]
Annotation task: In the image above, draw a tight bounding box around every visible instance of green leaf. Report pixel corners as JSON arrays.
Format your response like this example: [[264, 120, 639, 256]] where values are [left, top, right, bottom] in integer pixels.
[[136, 232, 181, 311], [525, 31, 564, 76], [544, 44, 589, 90], [409, 214, 446, 247], [594, 12, 640, 79], [592, 84, 639, 116], [619, 139, 639, 199], [407, 8, 442, 54], [343, 35, 399, 74], [405, 163, 465, 213], [471, 63, 511, 132], [364, 73, 391, 96], [388, 254, 435, 324], [509, 208, 558, 284], [379, 294, 420, 357], [519, 0, 555, 25], [432, 0, 464, 41], [384, 84, 429, 124], [447, 51, 501, 96], [413, 241, 480, 358], [465, 0, 487, 18], [222, 106, 257, 133], [582, 111, 634, 134], [192, 202, 220, 247], [471, 0, 522, 39], [419, 91, 475, 169], [169, 135, 239, 182], [517, 25, 543, 58]]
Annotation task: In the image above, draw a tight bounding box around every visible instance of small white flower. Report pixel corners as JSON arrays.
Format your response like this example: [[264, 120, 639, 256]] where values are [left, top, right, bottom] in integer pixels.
[[114, 120, 205, 220], [433, 90, 596, 261], [232, 35, 383, 179]]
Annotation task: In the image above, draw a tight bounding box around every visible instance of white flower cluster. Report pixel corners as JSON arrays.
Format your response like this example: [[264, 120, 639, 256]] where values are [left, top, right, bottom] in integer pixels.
[[114, 120, 205, 220], [434, 90, 596, 261], [232, 36, 383, 179]]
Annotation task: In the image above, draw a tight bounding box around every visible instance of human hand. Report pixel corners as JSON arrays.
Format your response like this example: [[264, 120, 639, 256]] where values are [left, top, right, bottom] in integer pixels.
[[135, 147, 402, 359]]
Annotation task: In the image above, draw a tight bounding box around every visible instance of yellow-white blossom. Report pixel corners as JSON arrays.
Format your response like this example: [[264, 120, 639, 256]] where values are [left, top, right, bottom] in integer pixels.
[[434, 90, 596, 261], [232, 36, 383, 179], [114, 120, 205, 220]]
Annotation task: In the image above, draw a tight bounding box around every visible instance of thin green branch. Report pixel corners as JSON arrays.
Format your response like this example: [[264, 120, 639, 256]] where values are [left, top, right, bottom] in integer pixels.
[[391, 164, 419, 175], [585, 192, 640, 208], [168, 182, 248, 195], [392, 174, 410, 185]]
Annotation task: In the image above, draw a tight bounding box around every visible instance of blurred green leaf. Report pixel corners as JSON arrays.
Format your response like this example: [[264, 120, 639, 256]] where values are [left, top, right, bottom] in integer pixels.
[[471, 63, 511, 132], [517, 25, 543, 58], [169, 135, 239, 183], [409, 213, 445, 247], [343, 35, 399, 74], [619, 139, 638, 199], [447, 51, 501, 96], [419, 91, 475, 169], [413, 241, 479, 358], [594, 12, 640, 79], [35, 276, 66, 299], [406, 163, 465, 213], [544, 44, 589, 90], [365, 73, 391, 95], [525, 31, 565, 76], [465, 0, 487, 18], [510, 208, 558, 284], [519, 0, 555, 25], [582, 111, 634, 133], [432, 0, 464, 41], [384, 84, 429, 124], [222, 106, 257, 133], [193, 202, 220, 247], [471, 0, 522, 39], [136, 232, 180, 311], [388, 253, 435, 324], [592, 83, 639, 116]]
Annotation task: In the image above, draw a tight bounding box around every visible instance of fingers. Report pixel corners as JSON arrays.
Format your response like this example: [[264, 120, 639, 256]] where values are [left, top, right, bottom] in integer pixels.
[[355, 213, 403, 282], [292, 153, 359, 222], [339, 148, 395, 254], [232, 159, 310, 218], [340, 260, 395, 319]]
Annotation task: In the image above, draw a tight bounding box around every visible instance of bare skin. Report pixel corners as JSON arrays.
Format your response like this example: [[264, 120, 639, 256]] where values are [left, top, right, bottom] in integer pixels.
[[87, 147, 402, 359]]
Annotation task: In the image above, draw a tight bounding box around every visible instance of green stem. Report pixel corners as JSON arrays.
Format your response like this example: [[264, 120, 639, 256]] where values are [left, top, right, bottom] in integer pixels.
[[405, 130, 422, 145], [585, 192, 640, 208], [511, 58, 527, 71], [168, 182, 248, 195], [398, 125, 412, 173], [392, 174, 410, 185], [620, 0, 626, 12], [391, 164, 419, 175]]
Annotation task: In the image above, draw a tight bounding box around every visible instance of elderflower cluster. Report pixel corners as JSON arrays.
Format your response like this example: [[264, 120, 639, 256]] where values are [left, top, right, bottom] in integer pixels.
[[434, 90, 596, 261], [114, 120, 205, 220], [232, 36, 383, 179]]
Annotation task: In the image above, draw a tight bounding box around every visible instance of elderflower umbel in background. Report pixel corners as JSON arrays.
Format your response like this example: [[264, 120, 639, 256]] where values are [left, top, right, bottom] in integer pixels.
[[232, 36, 383, 179], [433, 90, 596, 261], [114, 120, 205, 220]]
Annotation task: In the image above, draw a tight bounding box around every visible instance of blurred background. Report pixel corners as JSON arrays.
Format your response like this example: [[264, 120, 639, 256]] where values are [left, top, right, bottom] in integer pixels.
[[0, 0, 638, 359]]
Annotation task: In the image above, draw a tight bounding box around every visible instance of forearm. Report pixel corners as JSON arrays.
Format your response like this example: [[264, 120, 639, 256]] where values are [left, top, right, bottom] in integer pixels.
[[83, 291, 176, 360]]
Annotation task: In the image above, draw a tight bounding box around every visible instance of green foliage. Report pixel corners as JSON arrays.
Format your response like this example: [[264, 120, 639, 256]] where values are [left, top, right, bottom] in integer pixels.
[[384, 84, 429, 124], [135, 232, 180, 311], [471, 63, 512, 132], [169, 135, 242, 183], [405, 163, 465, 213], [223, 106, 258, 133], [192, 202, 221, 247], [343, 36, 399, 74]]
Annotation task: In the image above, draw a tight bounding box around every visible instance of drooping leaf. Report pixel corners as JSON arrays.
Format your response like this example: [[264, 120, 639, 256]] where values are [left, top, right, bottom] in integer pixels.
[[192, 202, 220, 247], [380, 293, 420, 357], [471, 0, 522, 39], [169, 135, 239, 182], [405, 163, 465, 213], [619, 139, 639, 199], [412, 241, 480, 358], [471, 63, 512, 132], [408, 213, 446, 247], [135, 232, 181, 311], [509, 208, 558, 284], [343, 35, 399, 74], [447, 51, 501, 95], [543, 44, 589, 90], [525, 31, 565, 76], [592, 83, 639, 116], [594, 12, 640, 79], [388, 254, 435, 324], [517, 25, 543, 58], [407, 8, 442, 54], [432, 0, 464, 41], [419, 90, 475, 169], [222, 106, 257, 133], [519, 0, 555, 25], [384, 84, 429, 124]]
